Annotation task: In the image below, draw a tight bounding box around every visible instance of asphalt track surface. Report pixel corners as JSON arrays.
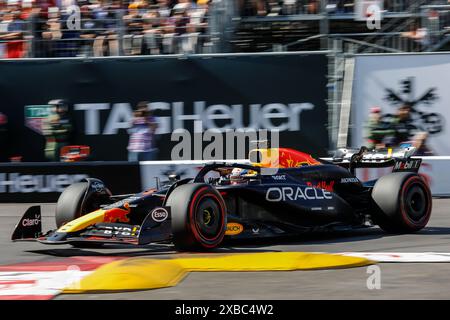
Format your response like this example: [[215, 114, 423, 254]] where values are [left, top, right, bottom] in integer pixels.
[[1, 200, 450, 299]]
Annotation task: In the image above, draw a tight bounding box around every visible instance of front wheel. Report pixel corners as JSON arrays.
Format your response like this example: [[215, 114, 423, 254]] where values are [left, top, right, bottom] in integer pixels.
[[55, 182, 89, 228], [371, 172, 432, 233], [166, 183, 226, 251]]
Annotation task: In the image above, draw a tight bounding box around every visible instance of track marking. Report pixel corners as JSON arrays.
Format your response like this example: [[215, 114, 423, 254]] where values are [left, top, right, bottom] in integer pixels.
[[0, 270, 91, 299], [5, 251, 450, 298], [0, 257, 125, 300], [341, 252, 450, 262], [63, 252, 372, 293]]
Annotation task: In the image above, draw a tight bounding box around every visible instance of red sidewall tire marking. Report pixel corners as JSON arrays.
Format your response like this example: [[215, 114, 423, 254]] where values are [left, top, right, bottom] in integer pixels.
[[188, 187, 225, 248], [399, 176, 432, 228]]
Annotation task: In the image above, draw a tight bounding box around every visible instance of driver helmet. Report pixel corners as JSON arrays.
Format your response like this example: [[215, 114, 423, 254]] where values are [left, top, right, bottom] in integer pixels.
[[230, 168, 248, 184]]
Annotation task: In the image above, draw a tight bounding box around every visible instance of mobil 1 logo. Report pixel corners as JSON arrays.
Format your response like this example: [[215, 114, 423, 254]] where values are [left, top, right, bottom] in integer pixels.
[[393, 158, 422, 173]]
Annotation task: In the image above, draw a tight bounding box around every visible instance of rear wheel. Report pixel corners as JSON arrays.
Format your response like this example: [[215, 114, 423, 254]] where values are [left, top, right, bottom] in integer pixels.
[[371, 173, 432, 233], [166, 183, 226, 251]]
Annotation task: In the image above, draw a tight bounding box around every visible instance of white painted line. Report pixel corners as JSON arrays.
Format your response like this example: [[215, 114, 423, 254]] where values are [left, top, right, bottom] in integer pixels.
[[340, 252, 450, 262]]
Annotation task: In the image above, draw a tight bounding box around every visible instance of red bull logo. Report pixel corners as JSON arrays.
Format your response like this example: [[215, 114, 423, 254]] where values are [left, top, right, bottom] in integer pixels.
[[103, 203, 131, 223], [306, 181, 335, 192]]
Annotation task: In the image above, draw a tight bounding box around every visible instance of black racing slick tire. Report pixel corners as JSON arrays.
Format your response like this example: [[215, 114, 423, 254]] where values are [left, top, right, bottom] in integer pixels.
[[371, 172, 432, 233], [55, 182, 89, 228], [166, 183, 227, 251]]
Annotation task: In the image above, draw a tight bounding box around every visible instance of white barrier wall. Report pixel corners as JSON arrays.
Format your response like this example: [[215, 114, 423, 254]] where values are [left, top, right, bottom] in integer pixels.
[[140, 158, 450, 197], [350, 53, 450, 155], [356, 157, 450, 197]]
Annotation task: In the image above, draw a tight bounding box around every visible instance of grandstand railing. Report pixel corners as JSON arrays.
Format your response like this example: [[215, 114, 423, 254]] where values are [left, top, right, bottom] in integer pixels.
[[232, 0, 450, 54]]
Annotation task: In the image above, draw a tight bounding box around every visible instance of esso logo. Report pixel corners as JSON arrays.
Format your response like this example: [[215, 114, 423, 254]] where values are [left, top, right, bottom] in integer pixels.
[[151, 208, 168, 222]]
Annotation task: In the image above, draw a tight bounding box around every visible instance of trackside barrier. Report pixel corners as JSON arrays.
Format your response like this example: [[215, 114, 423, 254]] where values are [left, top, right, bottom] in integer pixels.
[[355, 157, 450, 197], [0, 157, 447, 203], [0, 161, 141, 203], [139, 157, 450, 197]]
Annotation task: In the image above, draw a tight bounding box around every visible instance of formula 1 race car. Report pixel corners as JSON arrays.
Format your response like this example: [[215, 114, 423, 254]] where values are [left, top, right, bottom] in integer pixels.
[[12, 146, 432, 251]]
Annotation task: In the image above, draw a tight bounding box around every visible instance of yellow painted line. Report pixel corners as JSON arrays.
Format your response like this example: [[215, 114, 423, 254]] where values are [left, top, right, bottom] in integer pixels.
[[63, 252, 373, 293]]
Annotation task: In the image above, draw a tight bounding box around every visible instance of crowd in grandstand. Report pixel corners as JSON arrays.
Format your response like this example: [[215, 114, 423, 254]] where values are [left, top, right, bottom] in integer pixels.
[[0, 0, 211, 58], [1, 0, 450, 58], [238, 0, 450, 16]]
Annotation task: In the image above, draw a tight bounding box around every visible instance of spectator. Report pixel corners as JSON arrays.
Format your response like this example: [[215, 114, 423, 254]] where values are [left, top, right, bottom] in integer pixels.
[[180, 20, 199, 53], [172, 4, 189, 35], [188, 0, 208, 32], [402, 21, 430, 50], [142, 9, 162, 54], [156, 0, 171, 18], [0, 2, 26, 58], [387, 103, 413, 147], [40, 6, 63, 57], [161, 16, 176, 53], [79, 5, 98, 56], [127, 101, 158, 161], [364, 106, 394, 149], [172, 0, 191, 13], [123, 1, 144, 55], [92, 0, 120, 56]]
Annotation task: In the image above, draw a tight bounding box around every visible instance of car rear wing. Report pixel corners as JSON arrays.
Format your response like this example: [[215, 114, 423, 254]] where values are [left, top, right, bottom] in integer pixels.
[[320, 145, 422, 174]]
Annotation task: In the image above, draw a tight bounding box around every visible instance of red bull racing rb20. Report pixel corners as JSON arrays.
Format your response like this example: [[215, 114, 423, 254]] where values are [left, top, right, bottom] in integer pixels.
[[12, 146, 432, 251]]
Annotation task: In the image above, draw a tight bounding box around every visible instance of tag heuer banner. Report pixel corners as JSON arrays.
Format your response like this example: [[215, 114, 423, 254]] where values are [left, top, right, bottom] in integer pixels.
[[350, 53, 450, 156], [0, 53, 328, 162]]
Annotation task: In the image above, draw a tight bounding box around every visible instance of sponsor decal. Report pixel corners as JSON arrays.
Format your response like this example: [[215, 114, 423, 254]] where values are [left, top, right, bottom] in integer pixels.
[[306, 180, 335, 192], [151, 207, 169, 223], [393, 159, 421, 172], [74, 101, 315, 135], [103, 205, 131, 223], [252, 227, 260, 234], [103, 226, 133, 236], [0, 173, 88, 193], [225, 222, 244, 236], [340, 177, 360, 184], [279, 150, 321, 168], [22, 214, 41, 227], [271, 175, 286, 181], [91, 181, 105, 193], [104, 197, 139, 210], [266, 187, 332, 202]]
